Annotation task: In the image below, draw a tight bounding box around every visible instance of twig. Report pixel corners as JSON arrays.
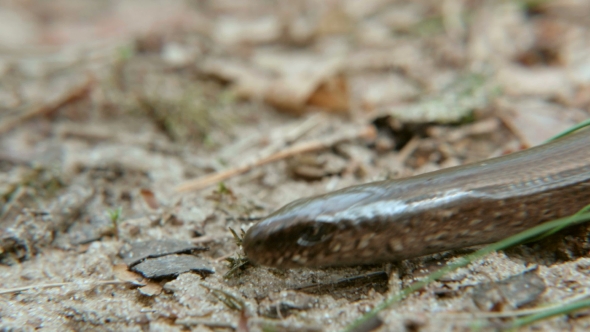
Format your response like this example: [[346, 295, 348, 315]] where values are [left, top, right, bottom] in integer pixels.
[[0, 186, 27, 220], [175, 125, 376, 193], [442, 291, 590, 319], [191, 235, 214, 244], [0, 76, 94, 136], [0, 280, 126, 295], [395, 136, 420, 164], [219, 113, 324, 164]]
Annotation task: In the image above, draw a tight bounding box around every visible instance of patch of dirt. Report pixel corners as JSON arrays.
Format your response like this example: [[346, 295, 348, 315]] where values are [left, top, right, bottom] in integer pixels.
[[1, 0, 590, 331]]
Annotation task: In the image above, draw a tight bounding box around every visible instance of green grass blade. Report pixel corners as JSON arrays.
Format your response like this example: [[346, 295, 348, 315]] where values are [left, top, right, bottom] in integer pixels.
[[508, 298, 590, 330], [545, 118, 590, 142]]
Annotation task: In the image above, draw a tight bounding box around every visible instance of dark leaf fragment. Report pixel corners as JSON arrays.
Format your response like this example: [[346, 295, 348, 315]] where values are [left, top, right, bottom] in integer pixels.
[[120, 239, 208, 267], [131, 254, 214, 279]]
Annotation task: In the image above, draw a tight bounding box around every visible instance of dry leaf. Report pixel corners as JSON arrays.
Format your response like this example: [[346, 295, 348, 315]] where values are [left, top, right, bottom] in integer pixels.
[[214, 16, 281, 46], [499, 98, 586, 146], [497, 65, 573, 98], [138, 281, 163, 296], [139, 188, 159, 210], [112, 264, 146, 286], [261, 54, 347, 114]]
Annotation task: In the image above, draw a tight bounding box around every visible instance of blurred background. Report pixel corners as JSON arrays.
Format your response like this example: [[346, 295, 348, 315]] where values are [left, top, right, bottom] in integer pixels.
[[2, 0, 590, 330]]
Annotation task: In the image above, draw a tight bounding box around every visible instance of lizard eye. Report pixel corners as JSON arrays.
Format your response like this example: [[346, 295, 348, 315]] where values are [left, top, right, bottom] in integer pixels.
[[297, 223, 333, 246]]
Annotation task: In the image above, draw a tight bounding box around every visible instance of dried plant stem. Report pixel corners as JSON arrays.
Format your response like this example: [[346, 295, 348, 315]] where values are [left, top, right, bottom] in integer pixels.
[[0, 280, 126, 295], [175, 125, 375, 193], [0, 76, 94, 135]]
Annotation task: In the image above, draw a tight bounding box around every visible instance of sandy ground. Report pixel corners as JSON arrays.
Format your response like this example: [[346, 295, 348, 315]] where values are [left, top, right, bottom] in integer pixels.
[[2, 0, 590, 331]]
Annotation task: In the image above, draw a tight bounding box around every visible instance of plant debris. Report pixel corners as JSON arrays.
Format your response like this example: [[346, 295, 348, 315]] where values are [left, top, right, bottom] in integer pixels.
[[2, 0, 590, 330], [120, 239, 208, 267], [472, 268, 547, 311], [131, 254, 214, 279]]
